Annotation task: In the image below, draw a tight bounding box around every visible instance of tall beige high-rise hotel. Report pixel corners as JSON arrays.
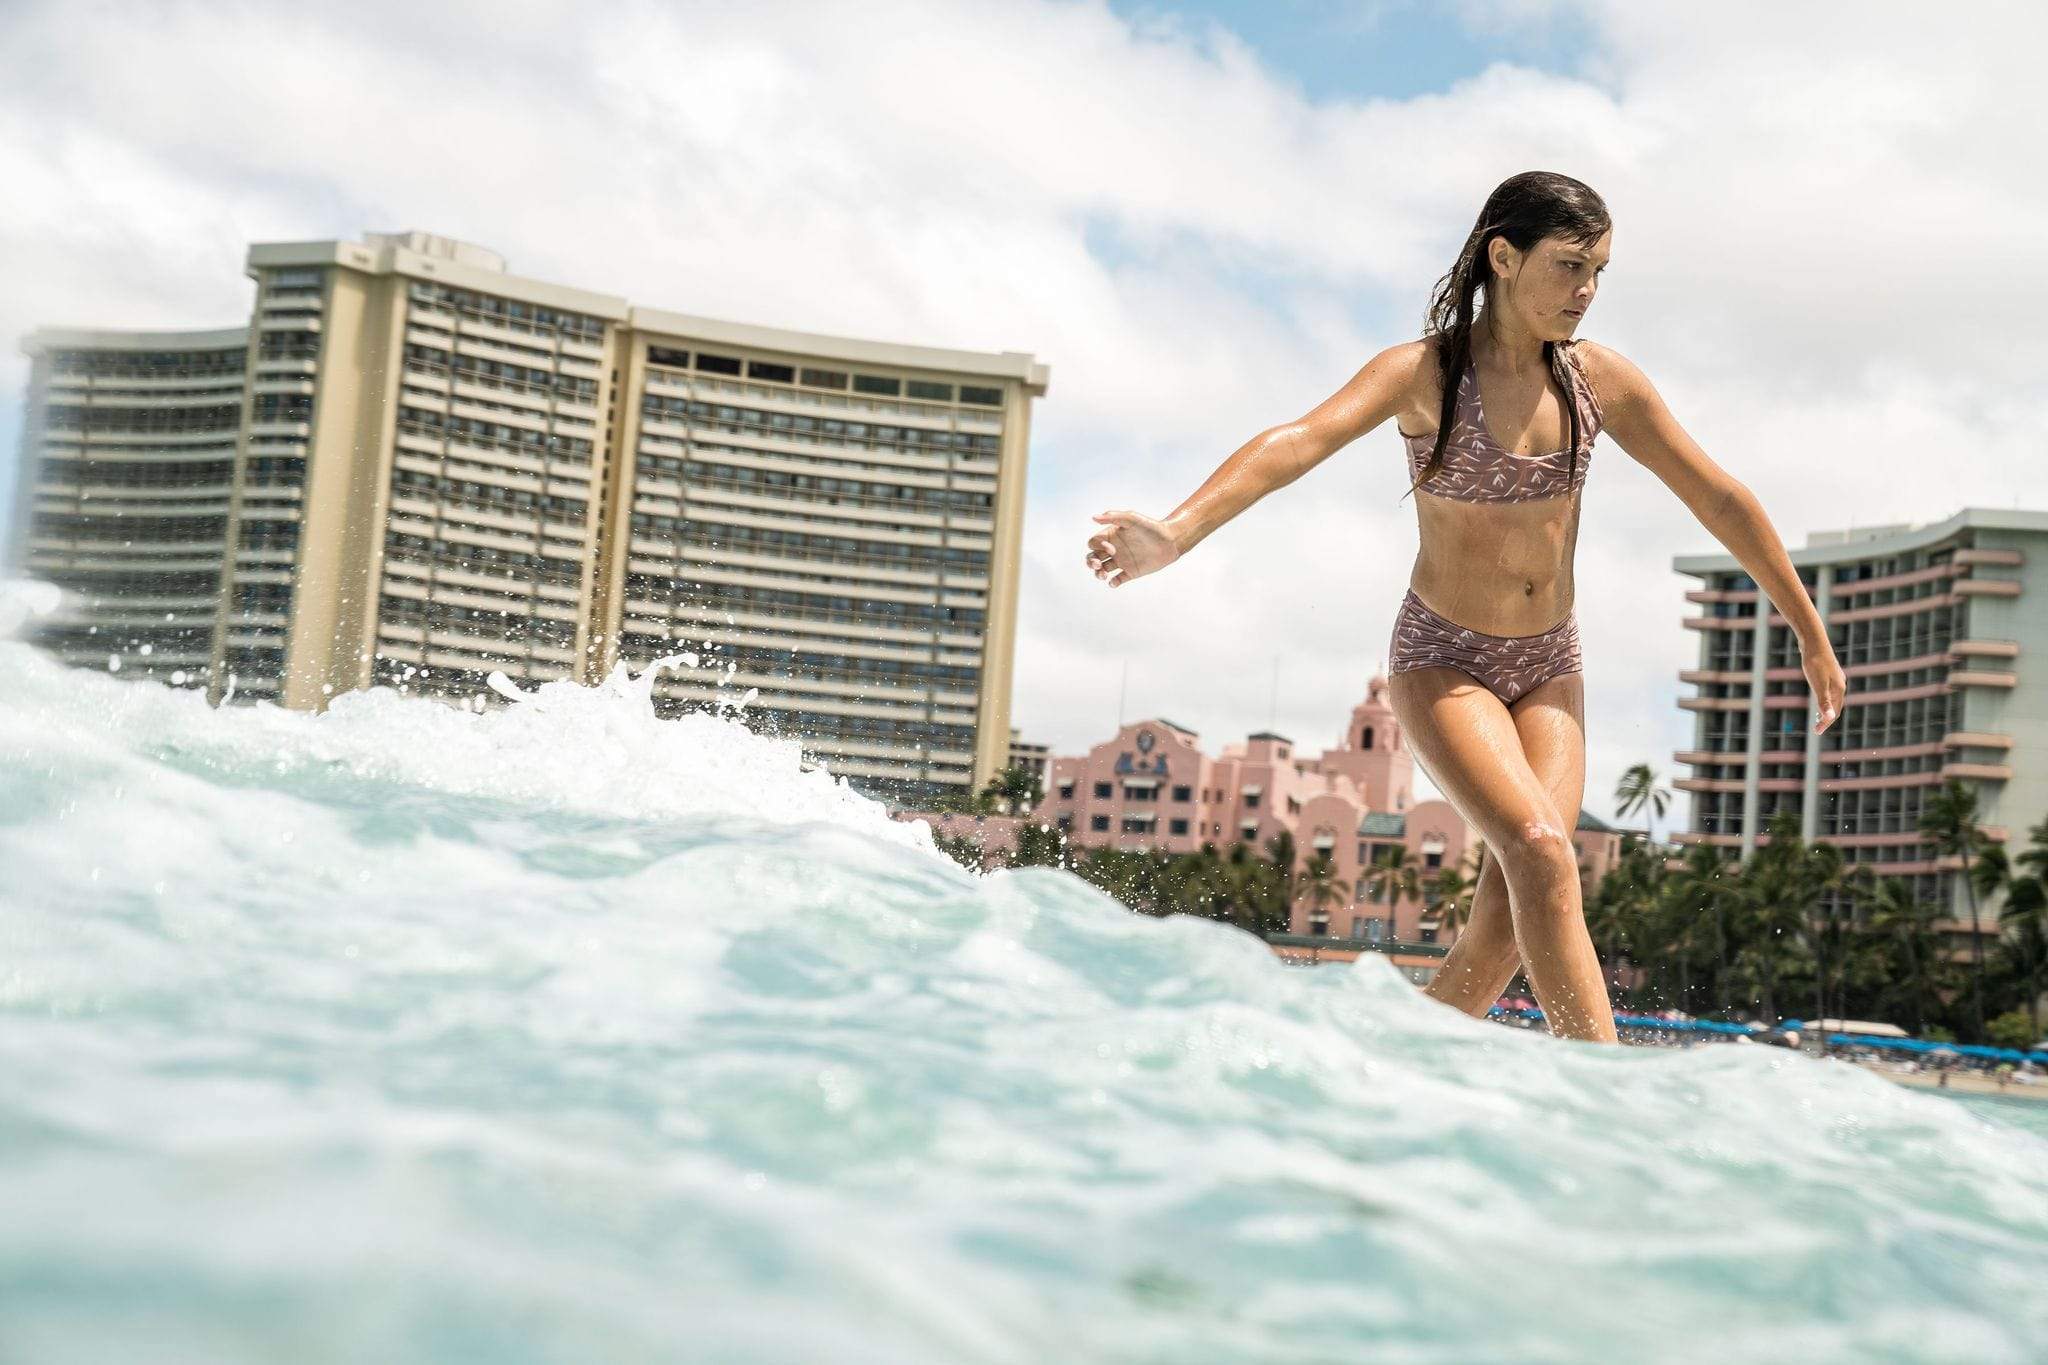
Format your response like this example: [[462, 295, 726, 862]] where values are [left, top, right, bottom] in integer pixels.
[[9, 231, 1049, 805]]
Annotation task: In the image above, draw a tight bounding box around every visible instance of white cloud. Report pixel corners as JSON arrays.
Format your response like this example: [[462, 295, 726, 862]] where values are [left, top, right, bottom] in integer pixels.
[[2, 0, 2042, 833]]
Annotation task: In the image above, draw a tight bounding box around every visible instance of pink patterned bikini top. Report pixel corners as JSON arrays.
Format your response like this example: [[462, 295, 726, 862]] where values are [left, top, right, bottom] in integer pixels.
[[1400, 341, 1602, 503]]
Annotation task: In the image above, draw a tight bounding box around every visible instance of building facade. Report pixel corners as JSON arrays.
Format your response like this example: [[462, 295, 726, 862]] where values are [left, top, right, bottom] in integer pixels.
[[11, 230, 1048, 805], [898, 674, 1631, 988], [1673, 508, 2048, 961], [13, 328, 248, 689], [1005, 727, 1050, 788], [921, 673, 1626, 947]]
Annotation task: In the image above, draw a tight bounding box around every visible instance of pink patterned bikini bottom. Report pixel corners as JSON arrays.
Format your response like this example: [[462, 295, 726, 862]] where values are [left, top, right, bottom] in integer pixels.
[[1386, 587, 1582, 705]]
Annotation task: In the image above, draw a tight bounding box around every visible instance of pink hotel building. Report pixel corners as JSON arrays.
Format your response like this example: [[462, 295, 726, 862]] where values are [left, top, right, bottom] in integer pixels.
[[906, 673, 1626, 967]]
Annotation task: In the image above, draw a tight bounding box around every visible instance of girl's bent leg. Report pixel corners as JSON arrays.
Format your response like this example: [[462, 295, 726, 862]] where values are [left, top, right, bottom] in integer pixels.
[[1388, 667, 1616, 1044], [1426, 669, 1598, 1017], [1423, 850, 1519, 1016]]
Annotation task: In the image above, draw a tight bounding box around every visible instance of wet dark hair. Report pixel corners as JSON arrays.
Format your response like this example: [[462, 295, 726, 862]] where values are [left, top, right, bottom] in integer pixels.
[[1400, 171, 1611, 503]]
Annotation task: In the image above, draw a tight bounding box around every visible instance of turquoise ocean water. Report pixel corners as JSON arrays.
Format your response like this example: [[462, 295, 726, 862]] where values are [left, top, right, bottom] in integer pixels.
[[2, 583, 2046, 1363]]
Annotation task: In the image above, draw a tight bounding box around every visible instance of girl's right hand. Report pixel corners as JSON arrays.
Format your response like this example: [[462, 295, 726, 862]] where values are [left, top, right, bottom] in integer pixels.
[[1085, 511, 1181, 588]]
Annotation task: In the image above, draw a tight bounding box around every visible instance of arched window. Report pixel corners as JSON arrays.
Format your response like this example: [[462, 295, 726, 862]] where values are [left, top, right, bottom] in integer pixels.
[[1361, 725, 1374, 749]]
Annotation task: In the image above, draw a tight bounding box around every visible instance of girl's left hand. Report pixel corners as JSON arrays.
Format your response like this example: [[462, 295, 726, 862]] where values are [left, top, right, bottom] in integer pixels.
[[1802, 635, 1846, 734]]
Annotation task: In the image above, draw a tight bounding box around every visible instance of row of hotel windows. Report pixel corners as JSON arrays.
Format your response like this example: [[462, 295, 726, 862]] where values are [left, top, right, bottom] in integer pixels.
[[653, 695, 978, 750], [1057, 780, 1301, 808], [1059, 779, 1196, 802], [405, 382, 599, 436], [384, 532, 584, 584], [404, 343, 602, 402], [1713, 553, 1951, 597], [619, 574, 987, 629], [42, 456, 239, 489], [1697, 748, 1950, 784], [34, 623, 215, 652], [260, 340, 320, 364], [370, 657, 539, 693], [391, 468, 590, 523], [705, 642, 980, 691], [655, 458, 995, 514], [251, 394, 313, 425], [406, 282, 608, 342], [1835, 615, 1957, 666], [377, 597, 578, 644], [1699, 696, 1953, 753], [399, 408, 594, 460], [633, 517, 993, 574], [640, 396, 1001, 454], [43, 403, 245, 434], [245, 456, 306, 484], [41, 383, 244, 402], [1834, 578, 1955, 610], [1695, 699, 1949, 753], [1062, 813, 1199, 835], [643, 347, 1003, 407], [47, 569, 221, 597], [234, 584, 294, 617], [1702, 622, 1942, 670], [39, 512, 229, 540], [46, 350, 247, 376]]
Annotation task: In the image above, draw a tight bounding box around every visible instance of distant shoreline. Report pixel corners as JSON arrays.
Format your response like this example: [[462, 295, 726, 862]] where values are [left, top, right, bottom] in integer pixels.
[[1840, 1059, 2048, 1103]]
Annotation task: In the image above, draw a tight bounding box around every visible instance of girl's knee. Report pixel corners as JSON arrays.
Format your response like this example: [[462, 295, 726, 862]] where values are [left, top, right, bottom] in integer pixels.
[[1498, 816, 1576, 879]]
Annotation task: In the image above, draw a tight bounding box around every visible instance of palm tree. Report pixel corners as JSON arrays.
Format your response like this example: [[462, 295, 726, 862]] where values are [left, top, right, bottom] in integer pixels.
[[1586, 837, 1658, 999], [1989, 812, 2048, 1040], [1006, 822, 1070, 870], [1860, 871, 1946, 1036], [1730, 810, 1840, 1024], [1614, 763, 1674, 847], [1360, 845, 1424, 936], [1298, 851, 1353, 936], [1920, 778, 1993, 1038], [968, 763, 1044, 816], [1996, 883, 2048, 1043], [2018, 812, 2048, 886], [1810, 872, 1858, 1041], [1655, 843, 1729, 1015], [1260, 830, 1300, 933], [931, 829, 986, 871], [1426, 846, 1484, 942], [1221, 840, 1276, 934]]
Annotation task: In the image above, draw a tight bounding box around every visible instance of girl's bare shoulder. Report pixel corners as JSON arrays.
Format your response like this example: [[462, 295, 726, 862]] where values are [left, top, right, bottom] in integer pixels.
[[1384, 336, 1450, 408], [1565, 338, 1648, 412]]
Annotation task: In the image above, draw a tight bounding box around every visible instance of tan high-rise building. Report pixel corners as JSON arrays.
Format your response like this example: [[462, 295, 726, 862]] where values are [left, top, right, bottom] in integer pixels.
[[11, 230, 1049, 806]]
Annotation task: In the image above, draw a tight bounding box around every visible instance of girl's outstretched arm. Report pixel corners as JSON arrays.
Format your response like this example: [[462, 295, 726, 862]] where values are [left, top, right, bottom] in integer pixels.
[[1579, 341, 1846, 733], [1087, 340, 1430, 587]]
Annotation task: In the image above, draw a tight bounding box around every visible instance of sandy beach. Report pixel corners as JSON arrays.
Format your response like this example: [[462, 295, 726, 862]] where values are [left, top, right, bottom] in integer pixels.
[[1843, 1060, 2048, 1102]]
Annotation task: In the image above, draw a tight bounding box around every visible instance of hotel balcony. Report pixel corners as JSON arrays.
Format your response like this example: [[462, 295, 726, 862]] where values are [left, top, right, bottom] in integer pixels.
[[1940, 762, 2014, 781], [1953, 547, 2025, 566]]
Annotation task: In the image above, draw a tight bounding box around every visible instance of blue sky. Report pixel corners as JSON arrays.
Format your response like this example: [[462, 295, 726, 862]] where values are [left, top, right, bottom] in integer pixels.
[[1107, 0, 1597, 100]]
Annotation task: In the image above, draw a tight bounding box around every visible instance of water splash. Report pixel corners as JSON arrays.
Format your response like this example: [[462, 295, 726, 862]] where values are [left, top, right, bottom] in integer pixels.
[[2, 579, 2046, 1364]]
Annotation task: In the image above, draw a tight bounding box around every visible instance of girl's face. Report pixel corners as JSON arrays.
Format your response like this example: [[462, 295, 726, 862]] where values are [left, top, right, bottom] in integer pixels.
[[1490, 229, 1612, 340]]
